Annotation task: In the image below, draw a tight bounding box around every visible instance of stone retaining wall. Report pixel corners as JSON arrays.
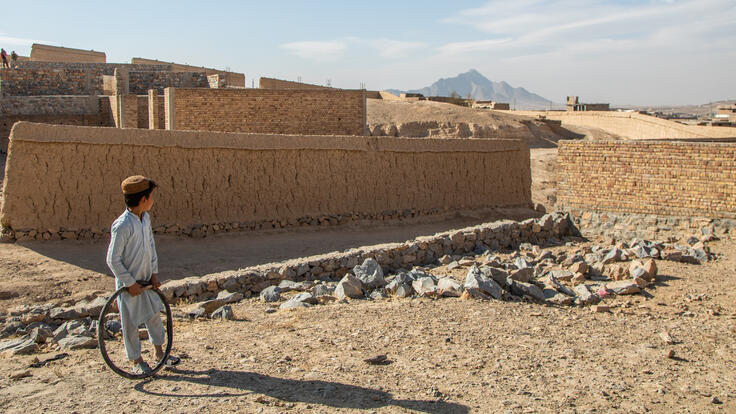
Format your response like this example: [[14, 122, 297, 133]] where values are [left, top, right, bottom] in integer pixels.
[[159, 213, 573, 303]]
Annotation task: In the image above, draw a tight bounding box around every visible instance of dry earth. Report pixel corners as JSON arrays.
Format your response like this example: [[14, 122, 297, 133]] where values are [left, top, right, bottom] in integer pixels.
[[1, 238, 734, 413]]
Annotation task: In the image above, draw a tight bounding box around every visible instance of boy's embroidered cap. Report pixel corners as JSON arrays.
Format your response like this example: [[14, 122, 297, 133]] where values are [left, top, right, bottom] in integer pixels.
[[121, 175, 151, 194]]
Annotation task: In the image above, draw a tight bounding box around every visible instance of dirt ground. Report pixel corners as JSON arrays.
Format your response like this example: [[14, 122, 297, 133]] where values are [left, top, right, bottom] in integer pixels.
[[1, 238, 734, 413]]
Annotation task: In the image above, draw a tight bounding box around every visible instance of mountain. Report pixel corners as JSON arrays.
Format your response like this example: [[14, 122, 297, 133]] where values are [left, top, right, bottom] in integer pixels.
[[387, 69, 559, 110]]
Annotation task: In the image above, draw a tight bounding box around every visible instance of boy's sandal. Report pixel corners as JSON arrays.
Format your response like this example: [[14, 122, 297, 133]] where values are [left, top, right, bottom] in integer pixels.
[[164, 355, 181, 367], [133, 361, 153, 375]]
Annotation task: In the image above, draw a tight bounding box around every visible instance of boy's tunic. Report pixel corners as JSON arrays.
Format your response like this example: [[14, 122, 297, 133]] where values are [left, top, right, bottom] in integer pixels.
[[106, 210, 163, 327]]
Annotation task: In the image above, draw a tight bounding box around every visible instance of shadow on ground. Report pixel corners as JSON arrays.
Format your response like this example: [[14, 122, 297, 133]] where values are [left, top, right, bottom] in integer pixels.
[[13, 208, 540, 282], [135, 368, 469, 413]]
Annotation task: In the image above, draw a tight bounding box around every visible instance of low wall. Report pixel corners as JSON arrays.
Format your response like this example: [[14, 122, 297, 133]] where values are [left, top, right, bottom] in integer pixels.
[[166, 88, 367, 136], [506, 110, 736, 139], [159, 213, 572, 303], [30, 43, 106, 63], [557, 140, 736, 219], [0, 123, 531, 241]]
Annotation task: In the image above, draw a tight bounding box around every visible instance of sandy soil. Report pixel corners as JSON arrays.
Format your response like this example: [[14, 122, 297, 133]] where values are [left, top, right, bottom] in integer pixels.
[[1, 239, 734, 413]]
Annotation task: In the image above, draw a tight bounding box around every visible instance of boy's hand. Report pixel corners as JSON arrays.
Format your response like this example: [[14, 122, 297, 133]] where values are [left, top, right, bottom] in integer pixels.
[[151, 274, 161, 290], [127, 282, 144, 297]]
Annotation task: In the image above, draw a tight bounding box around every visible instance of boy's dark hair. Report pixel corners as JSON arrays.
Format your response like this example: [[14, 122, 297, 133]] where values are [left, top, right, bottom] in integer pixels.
[[124, 180, 157, 208]]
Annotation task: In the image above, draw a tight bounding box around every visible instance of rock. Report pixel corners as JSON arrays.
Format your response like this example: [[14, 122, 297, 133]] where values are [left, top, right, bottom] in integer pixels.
[[195, 299, 227, 314], [81, 296, 108, 318], [9, 370, 32, 380], [279, 300, 312, 310], [20, 312, 46, 325], [661, 248, 683, 262], [311, 284, 334, 297], [508, 280, 545, 302], [412, 277, 438, 297], [607, 280, 641, 295], [509, 267, 533, 283], [395, 284, 413, 298], [606, 264, 628, 281], [602, 248, 623, 264], [58, 335, 97, 350], [571, 273, 586, 285], [573, 284, 600, 305], [289, 292, 317, 305], [439, 255, 452, 265], [187, 307, 207, 319], [334, 274, 363, 299], [216, 290, 244, 304], [569, 262, 588, 275], [1, 321, 24, 338], [51, 320, 91, 343], [460, 289, 490, 300], [49, 307, 80, 321], [591, 305, 611, 313], [28, 326, 52, 344], [459, 258, 476, 266], [369, 290, 388, 300], [211, 305, 234, 320], [543, 289, 573, 305], [446, 261, 461, 270], [278, 280, 307, 292], [104, 320, 122, 334], [464, 266, 502, 300], [437, 277, 463, 297], [543, 275, 575, 296], [0, 336, 38, 355], [550, 269, 574, 281], [513, 257, 533, 269], [260, 286, 282, 303], [353, 258, 385, 289], [479, 266, 509, 286]]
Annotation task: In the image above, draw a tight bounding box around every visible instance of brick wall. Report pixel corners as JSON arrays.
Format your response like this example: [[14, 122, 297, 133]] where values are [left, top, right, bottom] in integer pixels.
[[167, 88, 366, 136], [0, 122, 531, 237], [129, 71, 209, 95], [131, 57, 245, 87], [557, 140, 736, 218], [0, 68, 101, 96]]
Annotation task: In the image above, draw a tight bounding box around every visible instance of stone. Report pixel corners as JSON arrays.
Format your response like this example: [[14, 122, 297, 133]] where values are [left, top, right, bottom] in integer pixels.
[[1, 321, 24, 338], [49, 307, 81, 321], [591, 305, 611, 313], [569, 262, 588, 275], [509, 267, 533, 283], [353, 258, 385, 289], [446, 261, 461, 270], [543, 289, 573, 305], [509, 280, 545, 302], [573, 284, 600, 306], [58, 335, 97, 350], [369, 290, 388, 300], [437, 277, 463, 297], [216, 290, 244, 304], [195, 299, 227, 314], [543, 275, 575, 296], [394, 284, 414, 298], [260, 286, 282, 303], [279, 300, 312, 310], [602, 248, 624, 264], [439, 255, 452, 265], [278, 280, 307, 292], [513, 257, 533, 269], [334, 274, 363, 299], [288, 292, 317, 305], [80, 296, 107, 318], [211, 305, 234, 320], [28, 326, 52, 344], [480, 266, 509, 286], [0, 336, 38, 355], [20, 312, 46, 325], [606, 280, 640, 295], [311, 284, 334, 297], [9, 370, 31, 380], [464, 265, 502, 300], [550, 269, 574, 281], [412, 277, 438, 297], [661, 248, 683, 262], [51, 320, 91, 343]]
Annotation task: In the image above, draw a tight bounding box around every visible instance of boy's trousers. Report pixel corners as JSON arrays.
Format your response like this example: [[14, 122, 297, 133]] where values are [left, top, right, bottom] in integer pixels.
[[121, 313, 165, 360]]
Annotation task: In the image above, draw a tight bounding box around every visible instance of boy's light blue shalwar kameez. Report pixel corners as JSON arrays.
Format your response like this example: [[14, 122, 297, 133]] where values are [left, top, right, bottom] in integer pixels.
[[106, 210, 165, 360]]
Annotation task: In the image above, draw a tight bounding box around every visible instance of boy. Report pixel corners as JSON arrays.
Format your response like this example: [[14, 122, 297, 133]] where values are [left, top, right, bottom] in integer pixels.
[[106, 175, 178, 374]]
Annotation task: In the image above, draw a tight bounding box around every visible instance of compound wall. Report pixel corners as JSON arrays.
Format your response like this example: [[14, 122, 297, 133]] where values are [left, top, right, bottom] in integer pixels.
[[259, 77, 335, 90], [0, 122, 531, 239], [508, 110, 736, 140], [166, 88, 367, 136], [130, 58, 245, 87], [557, 140, 736, 219], [30, 44, 106, 63]]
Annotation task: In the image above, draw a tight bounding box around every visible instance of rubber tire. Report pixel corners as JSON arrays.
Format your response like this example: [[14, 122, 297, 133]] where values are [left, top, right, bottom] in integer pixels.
[[98, 287, 173, 380]]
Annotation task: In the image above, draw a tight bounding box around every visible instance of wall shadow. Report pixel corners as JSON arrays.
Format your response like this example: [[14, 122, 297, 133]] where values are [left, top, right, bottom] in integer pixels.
[[135, 368, 469, 413]]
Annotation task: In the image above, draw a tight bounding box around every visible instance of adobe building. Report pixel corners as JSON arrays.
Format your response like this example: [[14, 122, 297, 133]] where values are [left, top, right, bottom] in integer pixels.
[[566, 96, 610, 112], [473, 101, 510, 110], [714, 104, 736, 124]]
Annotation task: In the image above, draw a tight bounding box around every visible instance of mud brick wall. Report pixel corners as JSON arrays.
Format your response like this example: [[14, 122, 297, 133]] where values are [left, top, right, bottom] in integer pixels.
[[259, 77, 335, 90], [30, 44, 106, 63], [167, 88, 366, 136], [557, 140, 736, 219], [0, 68, 102, 96], [0, 123, 531, 239], [131, 58, 245, 87], [128, 71, 209, 95]]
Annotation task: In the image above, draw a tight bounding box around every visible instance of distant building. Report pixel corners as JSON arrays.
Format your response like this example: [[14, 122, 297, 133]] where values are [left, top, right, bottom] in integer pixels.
[[715, 104, 736, 123], [566, 96, 609, 112], [400, 92, 424, 101], [473, 101, 510, 110]]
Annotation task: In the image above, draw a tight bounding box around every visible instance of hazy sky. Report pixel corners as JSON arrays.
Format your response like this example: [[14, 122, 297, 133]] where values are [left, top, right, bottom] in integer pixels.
[[1, 0, 734, 105]]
